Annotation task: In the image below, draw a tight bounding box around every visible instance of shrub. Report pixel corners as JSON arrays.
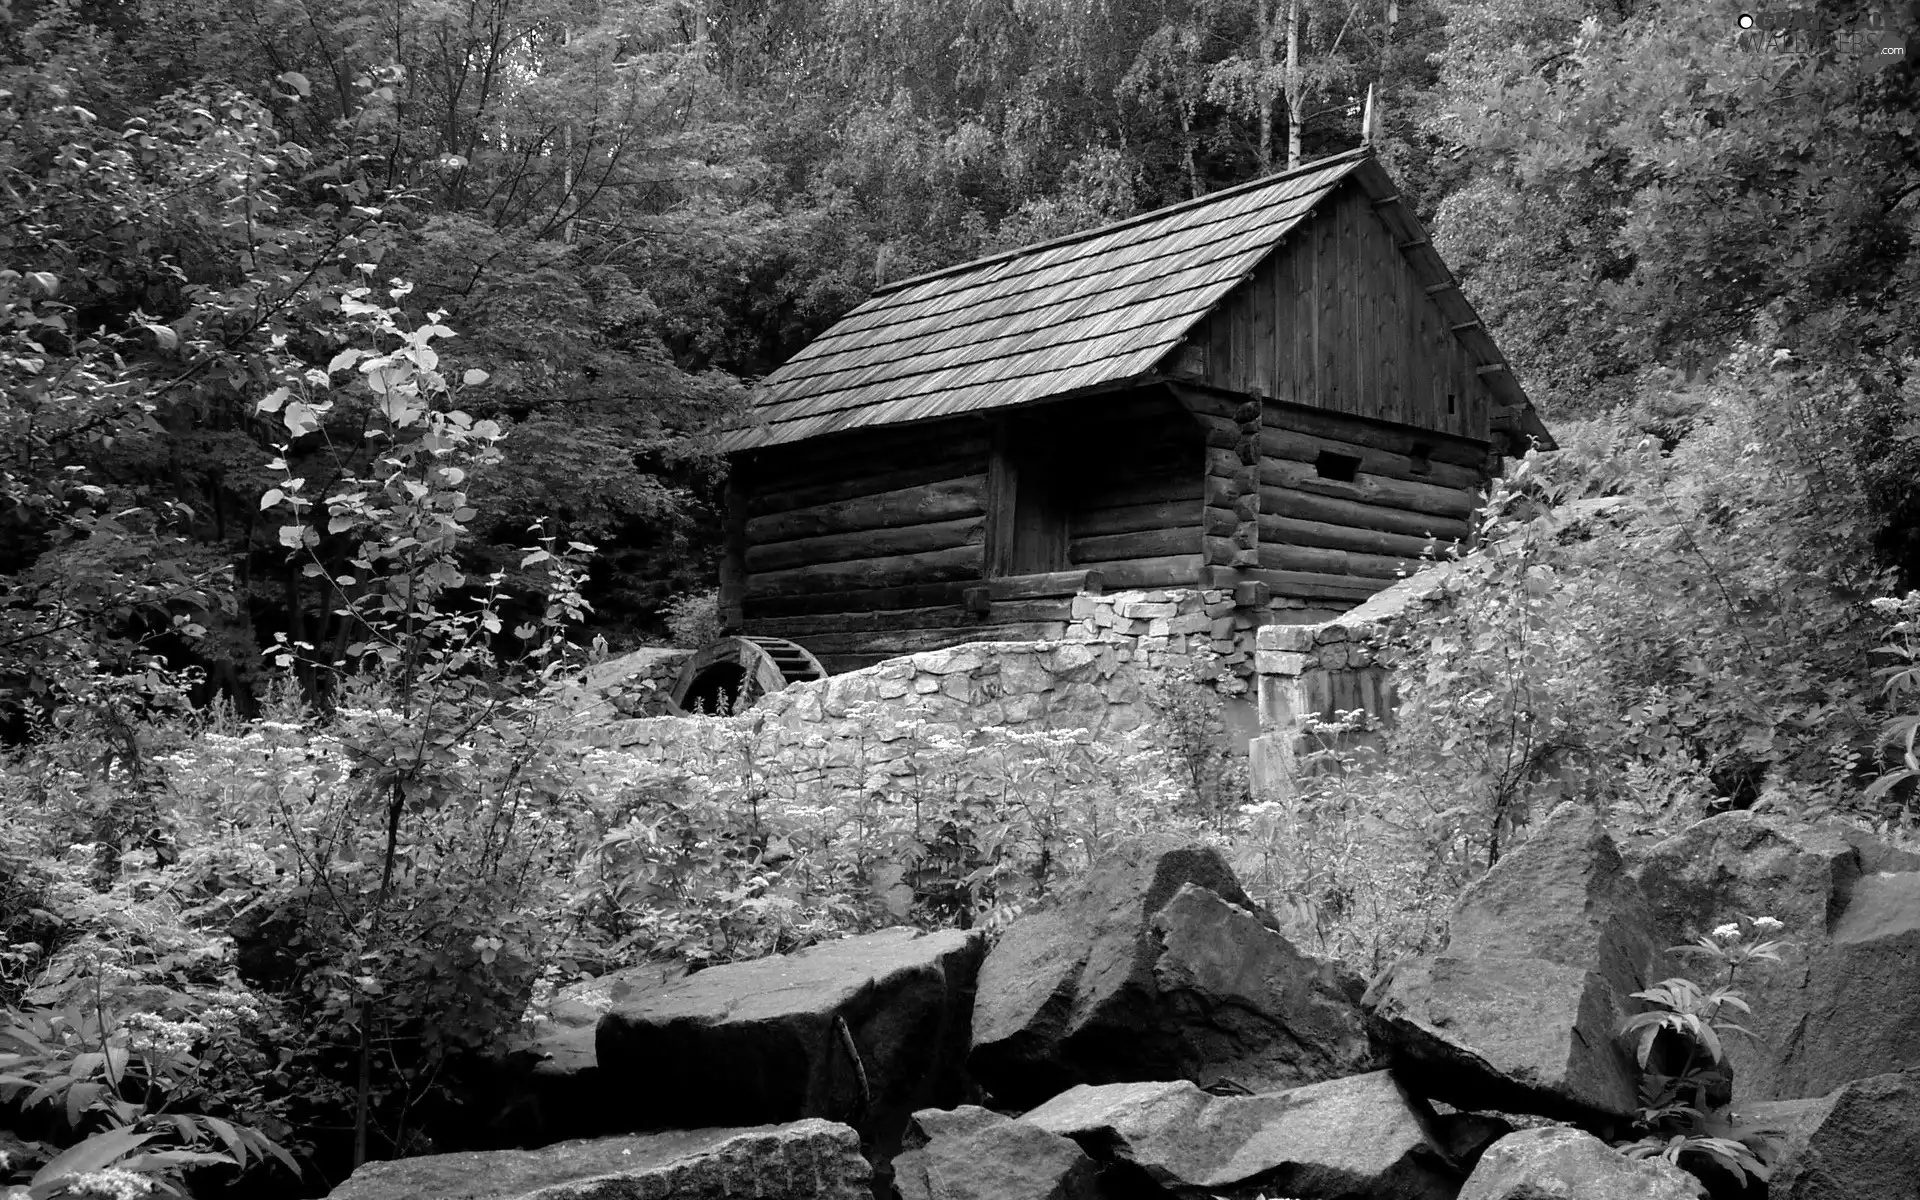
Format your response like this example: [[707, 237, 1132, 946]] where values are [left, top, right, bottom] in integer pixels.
[[661, 589, 723, 650]]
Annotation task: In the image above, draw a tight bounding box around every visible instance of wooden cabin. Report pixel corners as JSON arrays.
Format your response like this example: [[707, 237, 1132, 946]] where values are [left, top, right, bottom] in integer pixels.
[[717, 148, 1554, 674]]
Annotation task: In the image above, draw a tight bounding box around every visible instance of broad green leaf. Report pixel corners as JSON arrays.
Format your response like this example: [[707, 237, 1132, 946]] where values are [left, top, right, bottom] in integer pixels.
[[258, 387, 289, 413], [462, 368, 489, 386], [260, 488, 284, 510], [283, 401, 320, 436], [31, 1128, 155, 1186]]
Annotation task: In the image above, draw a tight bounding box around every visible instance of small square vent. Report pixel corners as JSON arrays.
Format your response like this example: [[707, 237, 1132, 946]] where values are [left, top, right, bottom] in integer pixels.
[[1315, 451, 1362, 482]]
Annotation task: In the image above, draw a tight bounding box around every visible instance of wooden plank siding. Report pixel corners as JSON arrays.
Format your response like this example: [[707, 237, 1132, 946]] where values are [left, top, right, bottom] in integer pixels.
[[1180, 186, 1498, 442]]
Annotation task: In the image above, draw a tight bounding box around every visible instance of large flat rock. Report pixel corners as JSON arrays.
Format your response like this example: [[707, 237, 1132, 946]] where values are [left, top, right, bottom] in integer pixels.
[[325, 1118, 869, 1200], [1365, 803, 1658, 1126], [594, 927, 981, 1174], [1021, 1072, 1460, 1199]]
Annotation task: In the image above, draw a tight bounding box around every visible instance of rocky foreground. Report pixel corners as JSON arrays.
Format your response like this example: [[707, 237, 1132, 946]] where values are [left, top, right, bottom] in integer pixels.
[[335, 805, 1920, 1200]]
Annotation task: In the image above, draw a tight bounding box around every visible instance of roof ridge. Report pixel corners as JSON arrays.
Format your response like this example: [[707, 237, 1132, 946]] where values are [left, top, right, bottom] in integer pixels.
[[869, 147, 1373, 298]]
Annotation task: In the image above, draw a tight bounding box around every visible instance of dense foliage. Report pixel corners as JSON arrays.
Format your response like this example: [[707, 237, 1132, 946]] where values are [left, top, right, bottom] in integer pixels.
[[5, 0, 1920, 1195]]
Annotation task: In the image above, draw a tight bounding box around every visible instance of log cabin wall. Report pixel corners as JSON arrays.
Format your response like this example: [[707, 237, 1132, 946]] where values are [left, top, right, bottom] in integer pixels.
[[1252, 397, 1487, 601], [1172, 380, 1489, 605], [730, 393, 1211, 673], [1179, 183, 1498, 443], [1057, 392, 1205, 590], [732, 419, 997, 672]]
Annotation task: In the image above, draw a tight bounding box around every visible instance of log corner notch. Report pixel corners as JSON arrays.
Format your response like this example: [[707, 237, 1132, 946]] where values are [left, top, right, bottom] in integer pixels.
[[718, 463, 749, 633], [1171, 384, 1261, 573]]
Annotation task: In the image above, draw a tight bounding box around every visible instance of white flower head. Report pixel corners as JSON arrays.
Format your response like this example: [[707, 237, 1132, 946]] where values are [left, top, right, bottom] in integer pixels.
[[60, 1167, 155, 1200], [1752, 916, 1784, 931], [1710, 922, 1742, 941]]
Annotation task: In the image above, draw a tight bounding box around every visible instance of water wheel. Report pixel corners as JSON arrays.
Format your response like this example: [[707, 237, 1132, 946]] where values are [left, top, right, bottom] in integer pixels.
[[669, 636, 826, 715]]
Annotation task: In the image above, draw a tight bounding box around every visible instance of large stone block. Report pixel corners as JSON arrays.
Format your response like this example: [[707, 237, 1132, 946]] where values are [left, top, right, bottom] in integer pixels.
[[1255, 623, 1317, 652], [1149, 884, 1376, 1091], [1365, 803, 1658, 1126], [327, 1119, 870, 1200], [1746, 1067, 1920, 1200], [969, 843, 1373, 1110], [1022, 1073, 1460, 1200], [596, 928, 981, 1171], [1632, 812, 1920, 1101]]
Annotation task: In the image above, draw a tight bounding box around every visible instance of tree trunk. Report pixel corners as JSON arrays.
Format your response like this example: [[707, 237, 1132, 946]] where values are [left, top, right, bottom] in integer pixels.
[[1285, 0, 1304, 169], [1181, 103, 1203, 198], [1256, 1, 1280, 172]]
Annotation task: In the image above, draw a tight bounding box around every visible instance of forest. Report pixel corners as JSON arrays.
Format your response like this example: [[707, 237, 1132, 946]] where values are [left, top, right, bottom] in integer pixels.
[[2, 0, 1919, 1195]]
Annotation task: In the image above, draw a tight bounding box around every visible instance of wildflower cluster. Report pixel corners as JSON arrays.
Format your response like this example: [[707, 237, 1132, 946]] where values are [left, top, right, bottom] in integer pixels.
[[54, 1168, 155, 1200], [120, 1012, 208, 1057]]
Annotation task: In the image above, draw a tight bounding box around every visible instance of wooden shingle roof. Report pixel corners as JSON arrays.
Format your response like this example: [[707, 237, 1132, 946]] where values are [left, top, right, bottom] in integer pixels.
[[725, 148, 1550, 452]]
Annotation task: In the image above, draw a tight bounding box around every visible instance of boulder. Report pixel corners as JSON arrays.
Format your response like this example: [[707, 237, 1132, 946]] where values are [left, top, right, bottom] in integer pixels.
[[1743, 1067, 1920, 1200], [1364, 803, 1658, 1126], [891, 1106, 1100, 1200], [1633, 812, 1920, 1101], [969, 841, 1375, 1108], [1021, 1072, 1460, 1199], [1150, 884, 1378, 1091], [325, 1118, 869, 1200], [1455, 1126, 1703, 1200], [594, 927, 982, 1175]]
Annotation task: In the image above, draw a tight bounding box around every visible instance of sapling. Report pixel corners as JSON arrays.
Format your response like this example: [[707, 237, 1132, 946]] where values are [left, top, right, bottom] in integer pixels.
[[1618, 914, 1787, 1188]]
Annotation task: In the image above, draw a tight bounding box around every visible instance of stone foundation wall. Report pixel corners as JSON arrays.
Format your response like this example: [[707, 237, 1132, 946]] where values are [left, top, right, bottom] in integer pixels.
[[577, 583, 1392, 792], [587, 640, 1164, 783], [1059, 586, 1345, 697], [1247, 565, 1455, 796]]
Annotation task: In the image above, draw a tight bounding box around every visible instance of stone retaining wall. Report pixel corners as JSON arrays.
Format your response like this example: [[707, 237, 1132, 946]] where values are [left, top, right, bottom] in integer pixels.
[[587, 640, 1164, 784], [1057, 587, 1342, 696], [1246, 565, 1456, 795], [576, 582, 1407, 793]]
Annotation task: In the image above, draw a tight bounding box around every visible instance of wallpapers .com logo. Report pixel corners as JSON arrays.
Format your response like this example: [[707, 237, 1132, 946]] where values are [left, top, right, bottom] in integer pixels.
[[1737, 3, 1916, 69]]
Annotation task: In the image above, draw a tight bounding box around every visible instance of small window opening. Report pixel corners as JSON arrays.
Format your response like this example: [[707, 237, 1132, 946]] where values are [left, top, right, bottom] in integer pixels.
[[1409, 442, 1434, 476], [1315, 451, 1362, 483], [1446, 392, 1457, 415]]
